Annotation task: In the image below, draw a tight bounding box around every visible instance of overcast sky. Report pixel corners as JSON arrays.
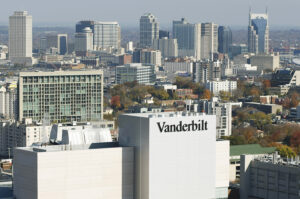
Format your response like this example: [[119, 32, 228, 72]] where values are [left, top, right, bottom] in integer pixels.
[[0, 0, 299, 28]]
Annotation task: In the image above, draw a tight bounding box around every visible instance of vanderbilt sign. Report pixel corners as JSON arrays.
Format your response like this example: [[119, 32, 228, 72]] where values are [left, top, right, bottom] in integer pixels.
[[157, 120, 208, 133]]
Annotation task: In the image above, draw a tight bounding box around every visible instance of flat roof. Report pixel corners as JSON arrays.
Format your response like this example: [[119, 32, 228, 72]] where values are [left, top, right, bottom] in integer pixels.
[[19, 70, 103, 77], [16, 142, 128, 153], [123, 112, 208, 118], [230, 144, 276, 156]]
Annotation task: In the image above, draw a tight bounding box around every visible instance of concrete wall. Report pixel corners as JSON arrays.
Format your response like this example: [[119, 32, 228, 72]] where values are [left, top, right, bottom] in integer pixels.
[[119, 113, 217, 199], [13, 147, 134, 199]]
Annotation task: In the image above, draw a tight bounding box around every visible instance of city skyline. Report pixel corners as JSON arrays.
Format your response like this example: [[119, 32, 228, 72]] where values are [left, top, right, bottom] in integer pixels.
[[0, 0, 300, 27]]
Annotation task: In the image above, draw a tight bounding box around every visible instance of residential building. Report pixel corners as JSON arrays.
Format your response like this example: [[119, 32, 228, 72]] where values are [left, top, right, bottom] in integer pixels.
[[193, 60, 221, 83], [75, 27, 94, 56], [218, 26, 232, 54], [93, 21, 121, 50], [115, 63, 156, 85], [201, 23, 218, 60], [153, 37, 178, 58], [173, 18, 201, 60], [9, 11, 32, 65], [205, 80, 237, 95], [139, 13, 159, 48], [248, 10, 269, 54], [240, 153, 300, 199], [185, 98, 242, 137], [18, 70, 103, 123], [0, 83, 18, 120]]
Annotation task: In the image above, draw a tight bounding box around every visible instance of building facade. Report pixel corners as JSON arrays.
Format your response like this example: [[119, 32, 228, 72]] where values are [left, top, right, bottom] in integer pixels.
[[152, 37, 178, 58], [9, 11, 32, 65], [201, 23, 218, 60], [115, 63, 156, 85], [18, 70, 103, 123], [75, 27, 94, 56], [93, 21, 121, 50], [46, 34, 68, 55], [172, 18, 201, 60], [205, 80, 237, 95], [218, 26, 232, 54], [139, 13, 159, 48], [119, 112, 217, 199]]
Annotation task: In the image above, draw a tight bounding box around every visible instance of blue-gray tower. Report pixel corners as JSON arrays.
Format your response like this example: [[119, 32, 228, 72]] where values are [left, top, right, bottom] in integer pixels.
[[248, 8, 269, 54]]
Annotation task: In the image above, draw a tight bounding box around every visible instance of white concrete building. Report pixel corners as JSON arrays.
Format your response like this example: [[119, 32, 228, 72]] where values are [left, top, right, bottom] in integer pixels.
[[9, 11, 32, 65], [140, 49, 162, 67], [13, 144, 134, 199], [163, 60, 193, 73], [0, 83, 18, 119], [153, 37, 178, 58], [205, 80, 237, 95], [201, 23, 218, 60], [119, 112, 217, 199]]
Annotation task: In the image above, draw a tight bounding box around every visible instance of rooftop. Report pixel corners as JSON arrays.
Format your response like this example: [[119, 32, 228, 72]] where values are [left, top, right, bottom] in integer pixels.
[[230, 144, 276, 156]]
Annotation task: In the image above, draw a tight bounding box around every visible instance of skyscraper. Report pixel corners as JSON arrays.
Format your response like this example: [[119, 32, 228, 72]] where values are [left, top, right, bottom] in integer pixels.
[[172, 18, 201, 60], [201, 23, 218, 60], [9, 11, 32, 65], [139, 13, 159, 48], [218, 26, 232, 54], [93, 22, 121, 50], [76, 20, 95, 33], [75, 27, 94, 56], [248, 9, 269, 54]]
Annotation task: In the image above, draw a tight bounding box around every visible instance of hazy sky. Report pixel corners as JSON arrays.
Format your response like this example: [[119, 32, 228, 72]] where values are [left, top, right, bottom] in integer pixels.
[[1, 0, 300, 28]]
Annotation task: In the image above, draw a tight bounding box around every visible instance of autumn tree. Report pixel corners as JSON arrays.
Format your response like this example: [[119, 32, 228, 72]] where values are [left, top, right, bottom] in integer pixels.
[[201, 89, 211, 99], [111, 95, 121, 110], [276, 144, 296, 158]]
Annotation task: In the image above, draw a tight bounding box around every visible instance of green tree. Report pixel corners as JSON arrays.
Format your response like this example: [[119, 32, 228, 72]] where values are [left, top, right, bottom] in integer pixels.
[[276, 145, 296, 158]]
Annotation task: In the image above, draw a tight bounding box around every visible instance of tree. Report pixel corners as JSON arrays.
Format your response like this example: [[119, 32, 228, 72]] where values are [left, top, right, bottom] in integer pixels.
[[263, 80, 271, 88], [111, 95, 121, 110], [290, 92, 299, 108], [219, 91, 231, 101], [201, 89, 211, 99], [276, 144, 296, 158], [290, 131, 300, 148]]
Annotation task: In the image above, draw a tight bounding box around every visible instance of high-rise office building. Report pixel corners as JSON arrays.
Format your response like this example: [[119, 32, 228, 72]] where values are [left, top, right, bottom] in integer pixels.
[[201, 23, 218, 60], [18, 70, 103, 123], [75, 27, 94, 56], [139, 13, 159, 48], [218, 26, 232, 54], [94, 22, 121, 50], [9, 11, 32, 65], [46, 34, 68, 55], [172, 18, 201, 60], [248, 10, 269, 54], [159, 30, 170, 39], [153, 37, 178, 58]]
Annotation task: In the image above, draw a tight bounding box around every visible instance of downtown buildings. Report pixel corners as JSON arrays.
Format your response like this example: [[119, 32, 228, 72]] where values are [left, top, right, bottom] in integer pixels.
[[9, 11, 32, 66]]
